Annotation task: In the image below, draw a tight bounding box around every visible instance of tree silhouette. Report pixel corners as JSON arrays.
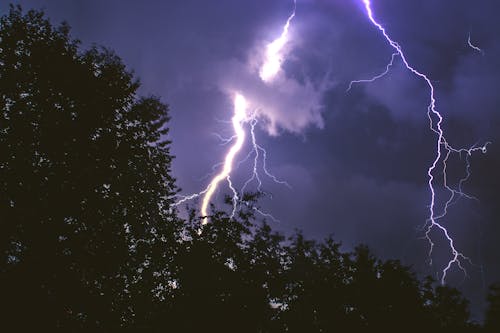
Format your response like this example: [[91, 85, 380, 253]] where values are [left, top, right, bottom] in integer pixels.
[[274, 239, 473, 332], [0, 5, 179, 330], [485, 283, 500, 332]]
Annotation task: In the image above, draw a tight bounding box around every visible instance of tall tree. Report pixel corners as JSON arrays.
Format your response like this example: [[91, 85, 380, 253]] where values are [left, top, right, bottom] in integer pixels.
[[0, 5, 179, 330]]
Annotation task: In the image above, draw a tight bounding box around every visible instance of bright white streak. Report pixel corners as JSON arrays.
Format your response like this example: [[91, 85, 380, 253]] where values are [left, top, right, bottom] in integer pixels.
[[200, 94, 248, 222], [360, 0, 490, 283], [177, 0, 296, 223], [259, 0, 297, 82], [467, 32, 484, 55]]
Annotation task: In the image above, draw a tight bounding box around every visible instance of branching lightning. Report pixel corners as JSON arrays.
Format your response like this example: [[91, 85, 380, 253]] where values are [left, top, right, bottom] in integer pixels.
[[199, 93, 248, 220], [357, 0, 490, 283], [175, 0, 490, 282], [176, 0, 296, 224], [346, 52, 398, 92]]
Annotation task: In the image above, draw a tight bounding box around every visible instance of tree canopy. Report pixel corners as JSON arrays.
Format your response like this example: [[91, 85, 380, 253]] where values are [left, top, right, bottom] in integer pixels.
[[0, 5, 495, 332], [0, 5, 179, 329]]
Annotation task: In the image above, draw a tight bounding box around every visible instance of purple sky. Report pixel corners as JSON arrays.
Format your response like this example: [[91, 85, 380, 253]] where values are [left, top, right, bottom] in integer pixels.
[[3, 0, 500, 320]]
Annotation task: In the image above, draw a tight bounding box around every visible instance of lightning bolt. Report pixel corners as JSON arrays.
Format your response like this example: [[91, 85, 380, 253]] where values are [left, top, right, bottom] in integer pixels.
[[468, 32, 485, 55], [260, 0, 297, 82], [200, 93, 248, 220], [357, 0, 490, 284], [176, 1, 296, 224], [173, 94, 247, 220]]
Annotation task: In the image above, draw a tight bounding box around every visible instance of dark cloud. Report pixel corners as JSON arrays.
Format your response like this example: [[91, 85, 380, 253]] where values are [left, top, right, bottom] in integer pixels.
[[3, 0, 500, 320]]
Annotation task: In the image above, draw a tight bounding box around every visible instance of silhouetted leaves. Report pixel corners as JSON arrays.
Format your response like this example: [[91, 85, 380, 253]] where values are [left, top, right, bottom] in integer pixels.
[[0, 5, 179, 330]]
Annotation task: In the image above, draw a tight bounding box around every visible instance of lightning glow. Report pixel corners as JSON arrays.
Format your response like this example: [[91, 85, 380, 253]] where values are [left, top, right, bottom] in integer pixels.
[[259, 0, 297, 82], [199, 93, 248, 221], [358, 0, 489, 283], [176, 1, 296, 224]]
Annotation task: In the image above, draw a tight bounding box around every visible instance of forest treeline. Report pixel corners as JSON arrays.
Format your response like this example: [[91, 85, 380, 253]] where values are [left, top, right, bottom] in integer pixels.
[[1, 6, 499, 332]]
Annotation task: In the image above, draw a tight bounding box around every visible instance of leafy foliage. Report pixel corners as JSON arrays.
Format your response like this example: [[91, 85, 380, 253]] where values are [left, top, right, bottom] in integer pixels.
[[0, 5, 179, 330]]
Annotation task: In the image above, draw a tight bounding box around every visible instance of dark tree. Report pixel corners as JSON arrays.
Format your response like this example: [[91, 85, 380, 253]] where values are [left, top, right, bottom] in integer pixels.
[[274, 239, 474, 332], [243, 221, 286, 332], [426, 284, 471, 331], [0, 6, 179, 330], [485, 283, 500, 332], [156, 205, 279, 333]]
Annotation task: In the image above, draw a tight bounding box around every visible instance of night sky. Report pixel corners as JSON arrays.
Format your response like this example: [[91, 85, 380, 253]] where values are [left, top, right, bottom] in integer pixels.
[[3, 0, 499, 320]]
